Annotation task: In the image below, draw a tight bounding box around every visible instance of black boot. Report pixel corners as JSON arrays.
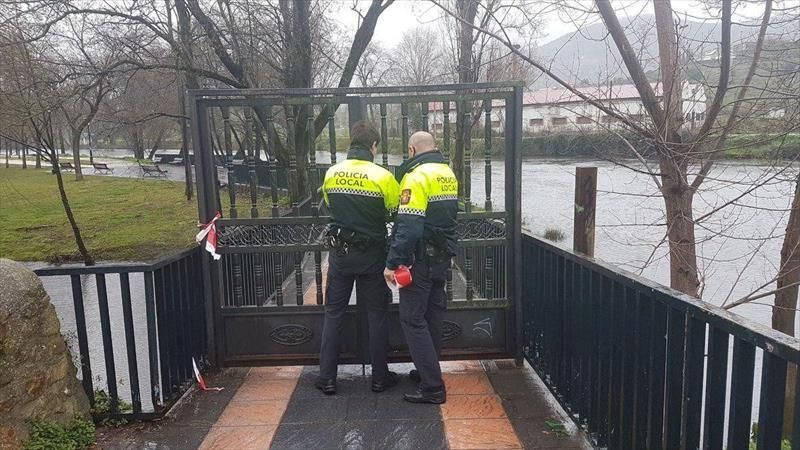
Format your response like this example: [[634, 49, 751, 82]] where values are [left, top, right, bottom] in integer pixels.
[[408, 369, 421, 383], [371, 371, 399, 393], [315, 378, 337, 395], [403, 387, 446, 404]]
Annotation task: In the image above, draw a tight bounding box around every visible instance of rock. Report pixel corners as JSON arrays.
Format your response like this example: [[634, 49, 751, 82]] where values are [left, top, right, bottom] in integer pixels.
[[0, 259, 90, 449]]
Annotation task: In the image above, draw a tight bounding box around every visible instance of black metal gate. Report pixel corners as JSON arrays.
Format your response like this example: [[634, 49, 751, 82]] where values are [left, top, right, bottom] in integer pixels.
[[189, 83, 523, 367]]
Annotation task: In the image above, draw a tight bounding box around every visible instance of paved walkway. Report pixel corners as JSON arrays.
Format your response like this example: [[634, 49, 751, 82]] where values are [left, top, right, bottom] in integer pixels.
[[98, 360, 591, 449]]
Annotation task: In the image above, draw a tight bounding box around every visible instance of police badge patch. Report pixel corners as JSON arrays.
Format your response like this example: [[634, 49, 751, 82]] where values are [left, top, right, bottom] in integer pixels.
[[400, 189, 411, 205]]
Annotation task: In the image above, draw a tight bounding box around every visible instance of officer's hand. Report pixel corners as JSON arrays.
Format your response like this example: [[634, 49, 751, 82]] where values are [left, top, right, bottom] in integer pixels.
[[383, 268, 396, 286]]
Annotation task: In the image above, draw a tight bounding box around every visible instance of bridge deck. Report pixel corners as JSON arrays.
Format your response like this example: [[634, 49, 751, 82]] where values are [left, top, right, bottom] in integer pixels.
[[97, 360, 591, 449]]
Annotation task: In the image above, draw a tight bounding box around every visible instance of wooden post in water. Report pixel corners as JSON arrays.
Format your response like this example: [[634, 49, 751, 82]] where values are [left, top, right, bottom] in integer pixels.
[[573, 166, 597, 257]]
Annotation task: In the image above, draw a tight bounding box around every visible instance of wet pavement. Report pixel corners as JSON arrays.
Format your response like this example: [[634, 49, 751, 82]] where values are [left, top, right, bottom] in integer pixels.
[[4, 155, 201, 183], [97, 360, 592, 449]]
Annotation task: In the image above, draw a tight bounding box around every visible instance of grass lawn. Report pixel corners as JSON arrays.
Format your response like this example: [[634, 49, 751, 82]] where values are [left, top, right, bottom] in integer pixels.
[[0, 167, 198, 262]]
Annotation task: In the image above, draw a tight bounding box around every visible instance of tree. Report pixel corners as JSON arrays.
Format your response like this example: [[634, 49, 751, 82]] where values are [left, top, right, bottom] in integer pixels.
[[389, 26, 447, 85], [101, 68, 179, 160], [432, 0, 783, 299], [180, 0, 393, 196], [8, 0, 394, 197], [0, 33, 95, 264], [54, 15, 120, 181], [354, 43, 392, 88], [440, 0, 537, 196]]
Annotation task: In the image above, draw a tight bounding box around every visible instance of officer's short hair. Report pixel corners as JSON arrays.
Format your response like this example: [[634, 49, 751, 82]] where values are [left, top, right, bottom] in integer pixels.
[[350, 121, 381, 149]]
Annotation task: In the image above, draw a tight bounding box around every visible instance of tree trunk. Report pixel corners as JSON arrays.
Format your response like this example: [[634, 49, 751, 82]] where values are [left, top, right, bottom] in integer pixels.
[[774, 172, 800, 437], [132, 128, 145, 160], [59, 130, 66, 155], [653, 0, 683, 131], [660, 155, 700, 297], [175, 0, 197, 201], [51, 152, 94, 265], [178, 86, 194, 199], [281, 0, 313, 199], [71, 131, 84, 181], [150, 130, 164, 155], [453, 0, 478, 198]]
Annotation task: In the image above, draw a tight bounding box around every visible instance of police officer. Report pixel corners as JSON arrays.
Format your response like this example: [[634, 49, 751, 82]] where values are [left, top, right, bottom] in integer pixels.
[[317, 121, 400, 395], [384, 131, 458, 404]]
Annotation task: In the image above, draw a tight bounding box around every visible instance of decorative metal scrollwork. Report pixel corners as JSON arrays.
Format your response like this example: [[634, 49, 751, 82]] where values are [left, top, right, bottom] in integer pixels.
[[217, 216, 504, 248], [270, 324, 313, 346], [218, 223, 328, 248], [441, 320, 462, 341], [456, 217, 506, 240]]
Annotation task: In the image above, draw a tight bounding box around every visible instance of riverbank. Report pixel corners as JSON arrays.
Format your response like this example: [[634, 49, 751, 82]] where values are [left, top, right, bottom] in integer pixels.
[[324, 132, 800, 161], [0, 167, 197, 262]]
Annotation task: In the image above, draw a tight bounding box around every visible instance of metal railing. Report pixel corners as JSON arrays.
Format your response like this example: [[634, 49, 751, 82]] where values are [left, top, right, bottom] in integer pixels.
[[522, 233, 800, 450], [34, 247, 206, 421]]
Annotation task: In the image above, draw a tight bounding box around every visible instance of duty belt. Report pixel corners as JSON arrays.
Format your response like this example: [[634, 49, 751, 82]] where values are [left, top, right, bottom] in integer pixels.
[[416, 240, 451, 262], [325, 226, 383, 256]]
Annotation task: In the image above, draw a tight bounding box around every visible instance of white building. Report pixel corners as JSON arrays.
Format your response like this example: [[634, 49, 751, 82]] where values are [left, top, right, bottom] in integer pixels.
[[429, 82, 707, 134]]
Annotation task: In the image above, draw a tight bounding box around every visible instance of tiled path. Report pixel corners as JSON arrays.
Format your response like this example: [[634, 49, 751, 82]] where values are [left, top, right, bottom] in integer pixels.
[[98, 360, 592, 449]]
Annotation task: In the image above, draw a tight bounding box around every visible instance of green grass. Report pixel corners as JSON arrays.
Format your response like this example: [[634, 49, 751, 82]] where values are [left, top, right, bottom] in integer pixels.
[[722, 133, 800, 160], [0, 167, 198, 262]]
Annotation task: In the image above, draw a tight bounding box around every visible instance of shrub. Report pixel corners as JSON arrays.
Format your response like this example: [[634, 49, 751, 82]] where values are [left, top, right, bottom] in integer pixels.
[[543, 227, 566, 242], [23, 418, 95, 450], [92, 389, 133, 427]]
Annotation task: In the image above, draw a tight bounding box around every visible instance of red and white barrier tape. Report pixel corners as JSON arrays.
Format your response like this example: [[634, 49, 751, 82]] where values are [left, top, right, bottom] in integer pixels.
[[196, 212, 222, 260]]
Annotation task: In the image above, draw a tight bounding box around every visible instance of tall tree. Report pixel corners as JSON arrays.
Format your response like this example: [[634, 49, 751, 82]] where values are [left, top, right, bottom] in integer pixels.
[[433, 0, 780, 299]]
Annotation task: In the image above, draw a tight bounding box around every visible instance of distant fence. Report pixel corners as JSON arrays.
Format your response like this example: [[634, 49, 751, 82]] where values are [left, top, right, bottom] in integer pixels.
[[35, 247, 206, 421], [522, 233, 800, 450]]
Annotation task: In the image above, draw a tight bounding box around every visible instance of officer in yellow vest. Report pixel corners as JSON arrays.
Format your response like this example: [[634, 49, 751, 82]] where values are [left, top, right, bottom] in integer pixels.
[[384, 131, 458, 404], [317, 121, 400, 395]]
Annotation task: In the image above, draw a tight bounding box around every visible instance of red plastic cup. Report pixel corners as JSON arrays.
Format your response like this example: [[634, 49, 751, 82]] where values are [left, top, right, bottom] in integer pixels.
[[395, 265, 413, 288]]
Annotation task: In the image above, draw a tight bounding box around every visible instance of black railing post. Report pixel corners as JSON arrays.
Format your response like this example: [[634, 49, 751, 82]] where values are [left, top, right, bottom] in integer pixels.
[[119, 273, 142, 414], [506, 85, 523, 364], [631, 291, 652, 449], [757, 352, 788, 450], [95, 274, 119, 412], [680, 316, 705, 449], [619, 286, 637, 448], [143, 271, 161, 409], [189, 92, 221, 367], [703, 327, 729, 450], [69, 275, 94, 406], [662, 309, 686, 448], [607, 281, 624, 449], [727, 338, 756, 450], [646, 300, 667, 449]]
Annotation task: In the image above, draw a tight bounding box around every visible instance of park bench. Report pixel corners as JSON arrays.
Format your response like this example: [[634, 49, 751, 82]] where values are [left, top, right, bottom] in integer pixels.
[[92, 162, 114, 174], [138, 161, 169, 178], [59, 162, 75, 172]]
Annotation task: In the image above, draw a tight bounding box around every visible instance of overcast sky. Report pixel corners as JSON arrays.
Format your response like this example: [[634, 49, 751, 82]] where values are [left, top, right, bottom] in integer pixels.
[[333, 0, 773, 49]]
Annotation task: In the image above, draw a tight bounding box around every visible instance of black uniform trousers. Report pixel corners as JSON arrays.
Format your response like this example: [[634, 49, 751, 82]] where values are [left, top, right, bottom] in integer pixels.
[[399, 255, 450, 392], [319, 245, 391, 381]]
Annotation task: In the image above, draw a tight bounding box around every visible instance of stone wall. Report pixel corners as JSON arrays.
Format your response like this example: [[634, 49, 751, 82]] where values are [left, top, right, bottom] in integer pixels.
[[0, 259, 90, 449]]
